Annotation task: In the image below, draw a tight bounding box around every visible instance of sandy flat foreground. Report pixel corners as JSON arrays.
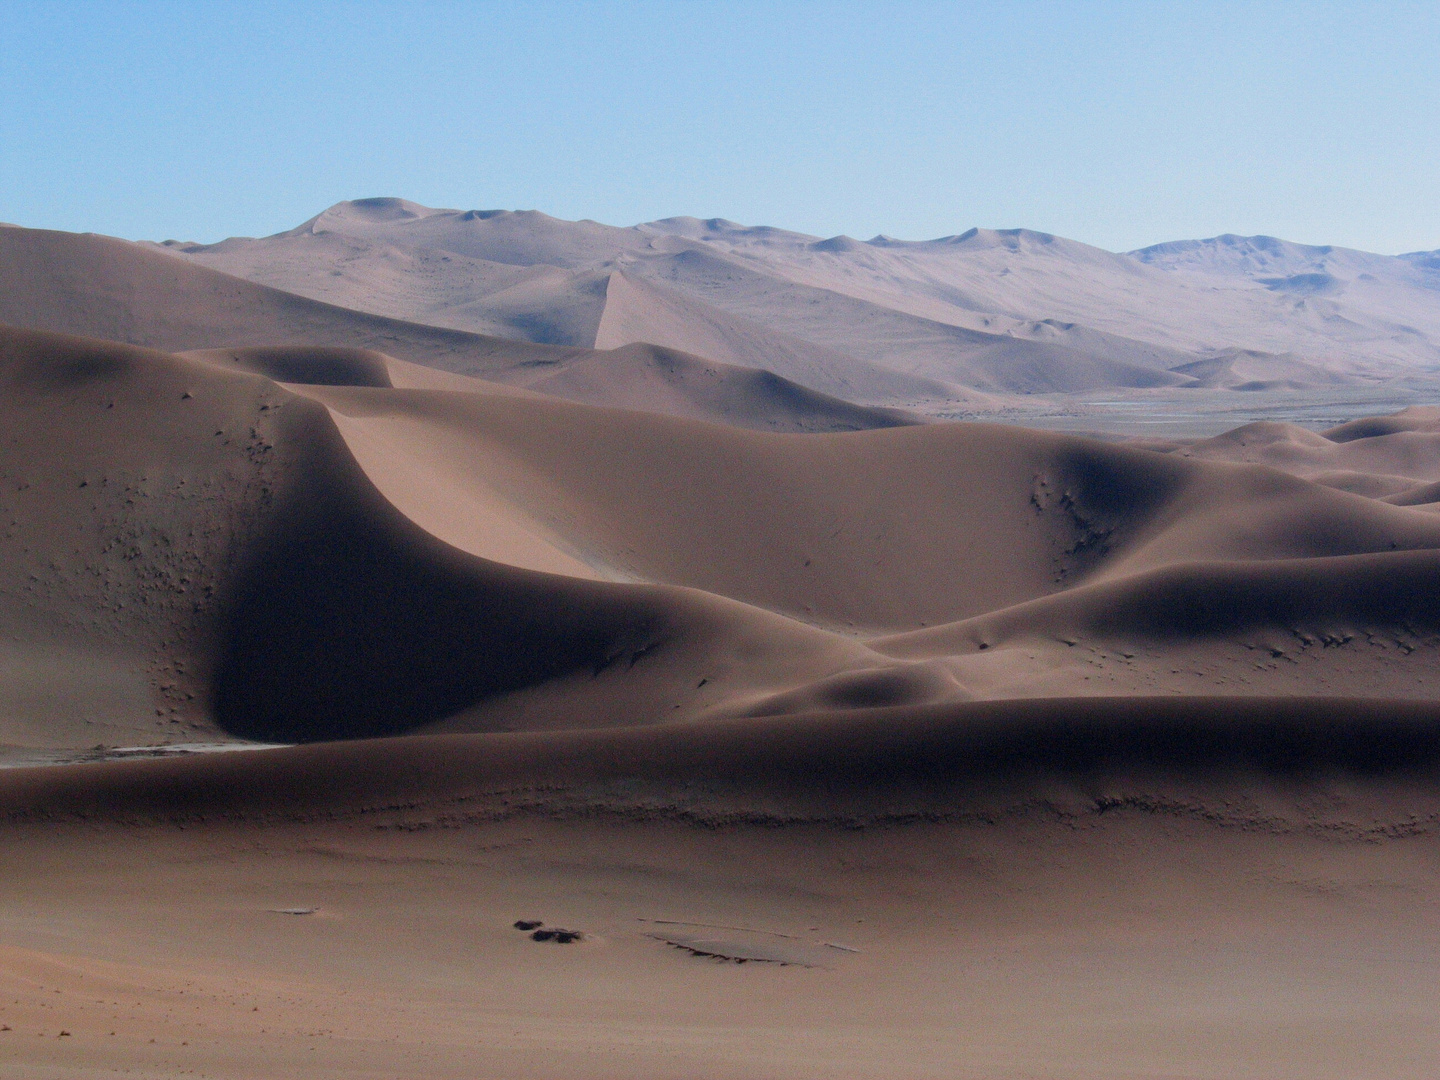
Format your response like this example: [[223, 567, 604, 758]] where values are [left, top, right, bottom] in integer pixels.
[[2, 709, 1440, 1080], [4, 814, 1437, 1080]]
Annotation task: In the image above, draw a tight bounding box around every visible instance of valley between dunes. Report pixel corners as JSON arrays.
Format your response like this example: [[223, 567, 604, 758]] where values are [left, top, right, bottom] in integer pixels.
[[3, 216, 1440, 1075]]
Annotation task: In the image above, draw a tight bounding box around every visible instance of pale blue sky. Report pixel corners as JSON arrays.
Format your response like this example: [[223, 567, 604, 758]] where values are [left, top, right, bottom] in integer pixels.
[[1, 1, 1436, 253]]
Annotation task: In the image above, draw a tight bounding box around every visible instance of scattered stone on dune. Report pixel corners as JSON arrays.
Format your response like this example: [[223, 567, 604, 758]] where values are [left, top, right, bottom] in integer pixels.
[[268, 906, 318, 915], [526, 925, 582, 943], [513, 919, 543, 931]]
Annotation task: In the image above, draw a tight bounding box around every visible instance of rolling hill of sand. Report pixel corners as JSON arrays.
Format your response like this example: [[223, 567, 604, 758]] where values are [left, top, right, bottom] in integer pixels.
[[4, 208, 1440, 1077]]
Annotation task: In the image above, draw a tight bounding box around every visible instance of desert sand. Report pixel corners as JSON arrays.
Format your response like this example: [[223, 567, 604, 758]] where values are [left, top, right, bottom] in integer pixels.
[[2, 207, 1440, 1077]]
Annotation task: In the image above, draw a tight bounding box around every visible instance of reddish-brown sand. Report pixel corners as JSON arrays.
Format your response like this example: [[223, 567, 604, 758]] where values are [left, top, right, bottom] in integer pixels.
[[4, 294, 1440, 1076]]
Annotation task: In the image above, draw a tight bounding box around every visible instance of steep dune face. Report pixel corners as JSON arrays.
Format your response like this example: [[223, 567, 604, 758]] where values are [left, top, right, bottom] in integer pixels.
[[298, 382, 1440, 624], [5, 323, 1440, 755], [591, 270, 958, 403], [291, 384, 1197, 630], [204, 444, 863, 743], [285, 384, 1440, 713], [632, 242, 1207, 393]]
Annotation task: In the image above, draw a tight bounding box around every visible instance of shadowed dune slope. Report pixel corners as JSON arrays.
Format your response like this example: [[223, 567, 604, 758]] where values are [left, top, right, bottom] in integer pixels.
[[7, 697, 1440, 825], [183, 345, 396, 387]]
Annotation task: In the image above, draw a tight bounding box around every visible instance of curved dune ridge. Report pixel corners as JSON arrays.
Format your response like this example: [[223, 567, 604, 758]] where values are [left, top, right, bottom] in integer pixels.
[[4, 321, 1440, 753]]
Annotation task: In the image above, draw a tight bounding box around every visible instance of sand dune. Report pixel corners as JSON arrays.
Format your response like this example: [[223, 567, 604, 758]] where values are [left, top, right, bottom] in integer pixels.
[[8, 695, 1440, 825], [5, 321, 1440, 755], [592, 269, 959, 403], [1, 324, 899, 748]]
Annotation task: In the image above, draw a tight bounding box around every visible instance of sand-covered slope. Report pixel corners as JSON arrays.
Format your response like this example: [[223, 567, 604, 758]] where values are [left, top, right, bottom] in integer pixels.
[[6, 697, 1440, 1078], [5, 322, 1440, 756], [0, 325, 901, 751]]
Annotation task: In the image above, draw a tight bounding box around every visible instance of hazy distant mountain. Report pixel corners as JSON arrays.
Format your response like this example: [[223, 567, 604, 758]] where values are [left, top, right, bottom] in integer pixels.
[[1130, 233, 1439, 289], [153, 199, 1440, 402]]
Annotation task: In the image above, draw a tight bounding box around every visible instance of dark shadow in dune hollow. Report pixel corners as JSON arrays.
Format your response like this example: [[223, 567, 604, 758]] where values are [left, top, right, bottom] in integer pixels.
[[207, 415, 671, 744], [8, 699, 1440, 826], [196, 346, 395, 388]]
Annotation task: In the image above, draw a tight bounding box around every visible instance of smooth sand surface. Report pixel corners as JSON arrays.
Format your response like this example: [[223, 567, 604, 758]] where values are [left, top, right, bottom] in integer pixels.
[[0, 225, 926, 432]]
